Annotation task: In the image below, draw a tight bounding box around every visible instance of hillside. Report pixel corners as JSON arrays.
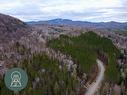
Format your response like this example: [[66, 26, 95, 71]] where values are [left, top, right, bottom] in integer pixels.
[[48, 32, 120, 82], [0, 14, 32, 76], [0, 13, 30, 43]]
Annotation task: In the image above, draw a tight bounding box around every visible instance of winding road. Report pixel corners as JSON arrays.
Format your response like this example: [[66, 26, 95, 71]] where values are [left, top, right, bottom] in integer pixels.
[[85, 59, 105, 95]]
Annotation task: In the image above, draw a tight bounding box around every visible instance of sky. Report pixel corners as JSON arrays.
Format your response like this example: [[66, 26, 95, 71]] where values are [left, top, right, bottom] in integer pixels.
[[0, 0, 127, 22]]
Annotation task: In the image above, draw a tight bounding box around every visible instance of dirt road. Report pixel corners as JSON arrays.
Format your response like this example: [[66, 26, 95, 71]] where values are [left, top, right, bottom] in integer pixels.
[[85, 59, 105, 95]]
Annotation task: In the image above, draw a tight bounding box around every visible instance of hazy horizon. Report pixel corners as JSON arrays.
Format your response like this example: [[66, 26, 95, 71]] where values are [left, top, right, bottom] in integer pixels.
[[0, 0, 127, 22]]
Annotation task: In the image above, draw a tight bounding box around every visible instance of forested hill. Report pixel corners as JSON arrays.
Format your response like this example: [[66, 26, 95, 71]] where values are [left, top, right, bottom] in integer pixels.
[[0, 13, 30, 43]]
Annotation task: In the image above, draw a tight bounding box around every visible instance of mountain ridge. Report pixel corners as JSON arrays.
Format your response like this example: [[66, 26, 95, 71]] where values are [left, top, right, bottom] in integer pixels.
[[27, 18, 127, 25], [27, 18, 127, 32]]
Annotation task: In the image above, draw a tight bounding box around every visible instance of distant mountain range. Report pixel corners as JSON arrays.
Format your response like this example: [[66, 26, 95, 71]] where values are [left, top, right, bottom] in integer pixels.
[[27, 19, 127, 32]]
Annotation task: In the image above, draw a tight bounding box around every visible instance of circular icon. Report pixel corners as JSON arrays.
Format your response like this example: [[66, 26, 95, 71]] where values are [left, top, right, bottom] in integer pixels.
[[4, 68, 28, 93]]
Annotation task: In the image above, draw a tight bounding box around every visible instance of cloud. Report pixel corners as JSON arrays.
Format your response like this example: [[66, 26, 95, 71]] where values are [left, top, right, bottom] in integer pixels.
[[0, 0, 127, 22]]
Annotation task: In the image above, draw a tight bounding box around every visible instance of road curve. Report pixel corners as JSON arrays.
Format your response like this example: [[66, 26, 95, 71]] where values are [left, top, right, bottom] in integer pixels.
[[85, 59, 105, 95]]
